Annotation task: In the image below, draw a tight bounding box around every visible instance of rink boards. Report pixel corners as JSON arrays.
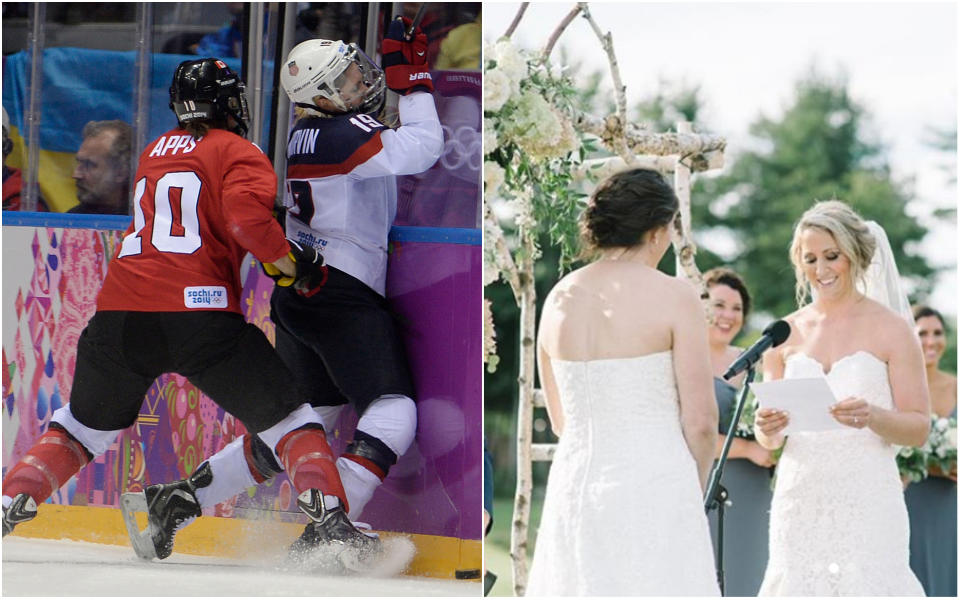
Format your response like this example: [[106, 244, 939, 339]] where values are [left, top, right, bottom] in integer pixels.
[[1, 214, 482, 579]]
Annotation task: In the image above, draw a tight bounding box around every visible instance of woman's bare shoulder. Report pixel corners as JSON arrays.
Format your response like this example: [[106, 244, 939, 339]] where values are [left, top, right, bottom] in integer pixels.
[[769, 306, 810, 358], [543, 266, 595, 308], [857, 298, 916, 347]]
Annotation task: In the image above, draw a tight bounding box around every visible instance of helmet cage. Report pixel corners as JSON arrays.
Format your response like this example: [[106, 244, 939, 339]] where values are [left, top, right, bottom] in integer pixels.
[[285, 42, 385, 116], [327, 45, 385, 114]]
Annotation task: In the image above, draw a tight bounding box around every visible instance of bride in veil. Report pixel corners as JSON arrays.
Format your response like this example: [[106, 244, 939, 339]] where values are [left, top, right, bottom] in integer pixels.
[[755, 200, 929, 596]]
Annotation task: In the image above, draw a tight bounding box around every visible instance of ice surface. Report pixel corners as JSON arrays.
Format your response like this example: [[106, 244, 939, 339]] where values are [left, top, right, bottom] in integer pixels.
[[1, 536, 480, 596]]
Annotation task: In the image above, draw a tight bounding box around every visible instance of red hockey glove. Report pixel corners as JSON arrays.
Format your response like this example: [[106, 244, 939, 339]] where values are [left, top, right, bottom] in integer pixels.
[[381, 16, 433, 95]]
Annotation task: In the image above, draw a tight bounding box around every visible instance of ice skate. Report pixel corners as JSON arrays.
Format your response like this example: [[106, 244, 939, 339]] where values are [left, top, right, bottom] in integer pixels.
[[2, 493, 37, 537], [288, 489, 383, 572], [121, 462, 210, 559]]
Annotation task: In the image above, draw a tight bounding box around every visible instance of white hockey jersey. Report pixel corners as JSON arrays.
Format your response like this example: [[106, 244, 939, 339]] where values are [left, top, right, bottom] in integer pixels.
[[283, 92, 443, 296]]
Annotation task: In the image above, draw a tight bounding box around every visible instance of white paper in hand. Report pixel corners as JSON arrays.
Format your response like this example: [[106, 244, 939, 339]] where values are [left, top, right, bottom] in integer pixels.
[[751, 377, 844, 435]]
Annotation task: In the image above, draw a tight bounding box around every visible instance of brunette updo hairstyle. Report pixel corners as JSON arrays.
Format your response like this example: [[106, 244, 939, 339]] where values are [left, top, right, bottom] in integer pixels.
[[703, 267, 751, 319], [580, 168, 679, 255]]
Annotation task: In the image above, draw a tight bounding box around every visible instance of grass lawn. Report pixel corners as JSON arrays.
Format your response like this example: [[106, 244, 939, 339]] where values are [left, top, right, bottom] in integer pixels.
[[484, 493, 545, 596]]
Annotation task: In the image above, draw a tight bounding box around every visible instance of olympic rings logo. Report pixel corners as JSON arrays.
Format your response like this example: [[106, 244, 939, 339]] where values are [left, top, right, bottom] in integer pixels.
[[440, 124, 481, 172]]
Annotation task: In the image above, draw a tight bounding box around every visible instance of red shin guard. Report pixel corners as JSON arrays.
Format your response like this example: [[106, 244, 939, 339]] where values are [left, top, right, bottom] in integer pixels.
[[2, 426, 91, 504], [275, 425, 348, 512]]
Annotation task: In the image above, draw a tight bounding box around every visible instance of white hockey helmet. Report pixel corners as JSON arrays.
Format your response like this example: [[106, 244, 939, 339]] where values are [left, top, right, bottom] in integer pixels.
[[281, 39, 385, 116]]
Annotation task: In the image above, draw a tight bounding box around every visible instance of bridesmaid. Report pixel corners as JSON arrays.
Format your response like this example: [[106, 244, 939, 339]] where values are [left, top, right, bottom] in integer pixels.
[[905, 305, 957, 597], [704, 267, 775, 596]]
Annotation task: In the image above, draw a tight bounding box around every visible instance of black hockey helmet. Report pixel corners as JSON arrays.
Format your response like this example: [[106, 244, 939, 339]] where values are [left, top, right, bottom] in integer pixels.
[[169, 58, 249, 137]]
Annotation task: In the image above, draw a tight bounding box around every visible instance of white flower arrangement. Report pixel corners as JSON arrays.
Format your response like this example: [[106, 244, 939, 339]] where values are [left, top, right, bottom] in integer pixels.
[[897, 414, 957, 482], [507, 188, 538, 233], [483, 68, 516, 114], [488, 39, 528, 85], [482, 36, 586, 373], [500, 91, 577, 162], [483, 160, 506, 199], [926, 415, 957, 473], [483, 119, 500, 155]]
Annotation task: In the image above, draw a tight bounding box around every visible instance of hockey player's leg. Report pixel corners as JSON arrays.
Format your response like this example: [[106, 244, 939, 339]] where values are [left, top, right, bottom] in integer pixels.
[[2, 405, 118, 536], [139, 461, 210, 559], [339, 394, 417, 519], [260, 403, 382, 568], [175, 405, 345, 510], [129, 427, 282, 559]]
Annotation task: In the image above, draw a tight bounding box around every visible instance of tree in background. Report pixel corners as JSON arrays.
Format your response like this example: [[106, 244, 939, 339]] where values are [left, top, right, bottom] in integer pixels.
[[634, 77, 705, 135], [693, 71, 936, 321]]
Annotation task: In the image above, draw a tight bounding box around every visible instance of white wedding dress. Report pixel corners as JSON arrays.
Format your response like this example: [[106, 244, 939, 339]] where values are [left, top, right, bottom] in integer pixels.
[[759, 351, 925, 596], [526, 352, 720, 596]]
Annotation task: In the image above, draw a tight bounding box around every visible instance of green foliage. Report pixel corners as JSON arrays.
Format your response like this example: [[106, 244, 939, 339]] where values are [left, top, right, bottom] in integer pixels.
[[485, 41, 587, 271]]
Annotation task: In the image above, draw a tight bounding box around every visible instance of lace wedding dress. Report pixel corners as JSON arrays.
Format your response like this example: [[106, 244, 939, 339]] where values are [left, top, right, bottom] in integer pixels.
[[758, 351, 925, 596], [526, 352, 719, 596]]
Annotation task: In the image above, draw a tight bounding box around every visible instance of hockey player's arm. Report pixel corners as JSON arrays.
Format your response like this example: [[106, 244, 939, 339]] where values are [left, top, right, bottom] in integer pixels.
[[350, 93, 443, 178], [221, 145, 289, 265]]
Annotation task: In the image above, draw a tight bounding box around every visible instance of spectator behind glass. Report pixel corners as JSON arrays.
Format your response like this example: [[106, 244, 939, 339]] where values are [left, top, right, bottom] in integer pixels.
[[400, 2, 448, 67], [192, 2, 244, 58], [434, 8, 480, 70], [295, 3, 361, 45], [70, 120, 133, 215]]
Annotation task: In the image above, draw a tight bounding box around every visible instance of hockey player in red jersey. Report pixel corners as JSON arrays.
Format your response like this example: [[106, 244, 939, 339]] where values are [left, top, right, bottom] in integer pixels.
[[141, 17, 444, 564], [1, 58, 375, 565]]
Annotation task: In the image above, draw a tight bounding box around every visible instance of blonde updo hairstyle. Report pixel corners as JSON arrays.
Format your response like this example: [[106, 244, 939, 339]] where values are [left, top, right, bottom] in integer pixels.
[[789, 200, 876, 307]]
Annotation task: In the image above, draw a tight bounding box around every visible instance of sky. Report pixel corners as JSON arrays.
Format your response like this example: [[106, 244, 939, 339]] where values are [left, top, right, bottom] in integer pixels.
[[484, 1, 958, 315]]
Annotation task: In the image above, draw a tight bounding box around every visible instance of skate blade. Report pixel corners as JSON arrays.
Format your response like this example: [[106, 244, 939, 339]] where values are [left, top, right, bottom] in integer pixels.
[[120, 492, 158, 560]]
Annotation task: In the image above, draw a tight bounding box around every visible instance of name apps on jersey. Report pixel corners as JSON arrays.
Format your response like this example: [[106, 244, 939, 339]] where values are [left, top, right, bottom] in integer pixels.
[[148, 135, 198, 158]]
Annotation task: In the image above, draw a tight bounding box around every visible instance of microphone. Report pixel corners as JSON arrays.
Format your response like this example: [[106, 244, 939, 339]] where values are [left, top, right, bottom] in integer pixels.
[[722, 320, 791, 381]]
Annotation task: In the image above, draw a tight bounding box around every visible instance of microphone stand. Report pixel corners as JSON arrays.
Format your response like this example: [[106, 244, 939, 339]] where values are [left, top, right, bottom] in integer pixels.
[[704, 366, 756, 596]]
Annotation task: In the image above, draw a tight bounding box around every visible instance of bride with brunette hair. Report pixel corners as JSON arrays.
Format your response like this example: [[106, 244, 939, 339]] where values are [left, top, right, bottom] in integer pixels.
[[526, 167, 719, 596], [755, 200, 928, 596]]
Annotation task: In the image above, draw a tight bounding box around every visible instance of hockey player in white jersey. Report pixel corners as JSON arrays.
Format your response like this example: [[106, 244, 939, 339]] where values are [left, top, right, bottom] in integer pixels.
[[130, 17, 442, 570]]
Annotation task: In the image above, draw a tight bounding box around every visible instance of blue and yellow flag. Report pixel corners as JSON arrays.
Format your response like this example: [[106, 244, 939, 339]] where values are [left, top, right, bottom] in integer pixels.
[[2, 48, 239, 212]]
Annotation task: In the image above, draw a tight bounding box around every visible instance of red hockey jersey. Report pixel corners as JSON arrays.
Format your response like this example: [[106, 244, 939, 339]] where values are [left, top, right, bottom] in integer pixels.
[[97, 128, 288, 314]]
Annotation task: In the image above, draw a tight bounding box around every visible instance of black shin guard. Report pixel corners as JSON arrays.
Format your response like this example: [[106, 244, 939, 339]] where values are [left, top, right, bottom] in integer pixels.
[[244, 434, 284, 483], [343, 431, 398, 479]]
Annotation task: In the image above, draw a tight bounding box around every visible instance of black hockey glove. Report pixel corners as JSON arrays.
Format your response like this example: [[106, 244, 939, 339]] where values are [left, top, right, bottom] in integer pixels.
[[381, 16, 433, 95], [262, 238, 328, 296]]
